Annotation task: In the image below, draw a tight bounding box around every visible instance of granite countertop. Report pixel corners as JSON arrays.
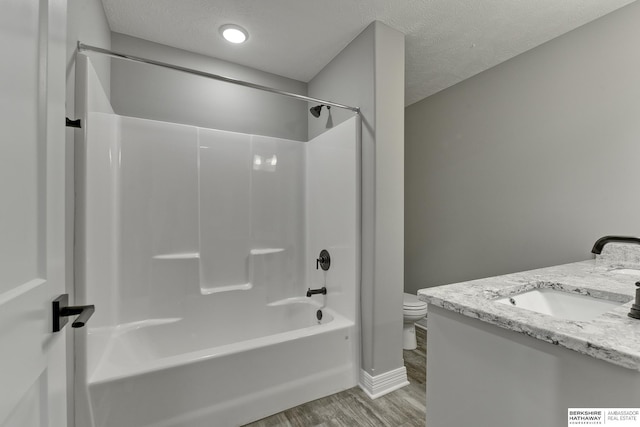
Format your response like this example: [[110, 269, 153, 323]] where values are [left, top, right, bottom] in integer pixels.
[[417, 243, 640, 371]]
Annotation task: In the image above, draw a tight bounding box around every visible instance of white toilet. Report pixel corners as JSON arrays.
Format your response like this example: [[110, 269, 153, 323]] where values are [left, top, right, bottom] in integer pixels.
[[403, 293, 428, 350]]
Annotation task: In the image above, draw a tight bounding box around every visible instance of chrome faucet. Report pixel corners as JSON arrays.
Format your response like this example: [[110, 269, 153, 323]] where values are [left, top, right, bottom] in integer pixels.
[[591, 235, 640, 254]]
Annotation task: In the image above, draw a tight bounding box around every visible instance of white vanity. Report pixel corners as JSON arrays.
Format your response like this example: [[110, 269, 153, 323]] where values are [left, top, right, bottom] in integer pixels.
[[418, 243, 640, 427]]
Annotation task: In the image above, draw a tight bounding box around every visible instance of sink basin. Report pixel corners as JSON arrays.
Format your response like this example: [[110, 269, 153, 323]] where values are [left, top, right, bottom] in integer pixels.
[[611, 268, 640, 276], [496, 288, 625, 321]]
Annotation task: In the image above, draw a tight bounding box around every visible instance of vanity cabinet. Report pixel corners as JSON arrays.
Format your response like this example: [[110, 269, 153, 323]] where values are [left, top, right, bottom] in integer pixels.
[[425, 305, 640, 427]]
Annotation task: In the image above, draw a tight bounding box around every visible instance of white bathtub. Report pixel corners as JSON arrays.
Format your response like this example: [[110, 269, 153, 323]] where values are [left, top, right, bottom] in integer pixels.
[[78, 106, 360, 426], [86, 298, 357, 427]]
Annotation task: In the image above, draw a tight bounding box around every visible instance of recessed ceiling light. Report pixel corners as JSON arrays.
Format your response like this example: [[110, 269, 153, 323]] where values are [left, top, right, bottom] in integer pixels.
[[220, 24, 248, 44]]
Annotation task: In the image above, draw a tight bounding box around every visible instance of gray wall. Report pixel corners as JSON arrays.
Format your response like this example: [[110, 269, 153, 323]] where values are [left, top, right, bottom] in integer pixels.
[[309, 22, 405, 379], [405, 1, 640, 294], [111, 33, 308, 141]]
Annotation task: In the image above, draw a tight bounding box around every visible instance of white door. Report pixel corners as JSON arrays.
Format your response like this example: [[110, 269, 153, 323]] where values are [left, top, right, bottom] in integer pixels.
[[0, 0, 69, 426]]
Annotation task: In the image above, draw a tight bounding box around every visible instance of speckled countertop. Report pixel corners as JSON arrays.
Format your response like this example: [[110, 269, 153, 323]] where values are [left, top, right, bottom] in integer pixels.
[[418, 243, 640, 371]]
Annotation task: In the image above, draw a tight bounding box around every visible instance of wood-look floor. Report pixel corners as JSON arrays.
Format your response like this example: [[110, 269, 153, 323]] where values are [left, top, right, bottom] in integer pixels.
[[244, 327, 427, 427]]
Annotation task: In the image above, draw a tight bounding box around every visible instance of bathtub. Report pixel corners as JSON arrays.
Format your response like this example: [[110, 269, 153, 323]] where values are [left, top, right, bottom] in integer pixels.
[[78, 100, 360, 426], [86, 298, 357, 427]]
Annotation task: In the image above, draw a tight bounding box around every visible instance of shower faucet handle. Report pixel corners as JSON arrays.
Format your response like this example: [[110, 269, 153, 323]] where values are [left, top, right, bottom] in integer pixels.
[[316, 249, 331, 271]]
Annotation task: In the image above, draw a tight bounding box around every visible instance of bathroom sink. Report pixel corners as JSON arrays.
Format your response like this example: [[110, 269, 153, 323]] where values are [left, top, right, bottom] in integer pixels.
[[611, 268, 640, 276], [496, 288, 625, 321]]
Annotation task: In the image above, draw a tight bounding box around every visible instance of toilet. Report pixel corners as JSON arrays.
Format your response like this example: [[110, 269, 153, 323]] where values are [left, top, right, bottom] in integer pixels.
[[403, 293, 428, 350]]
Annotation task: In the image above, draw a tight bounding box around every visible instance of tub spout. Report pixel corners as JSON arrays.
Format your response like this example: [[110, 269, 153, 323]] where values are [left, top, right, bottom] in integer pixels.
[[306, 287, 327, 297]]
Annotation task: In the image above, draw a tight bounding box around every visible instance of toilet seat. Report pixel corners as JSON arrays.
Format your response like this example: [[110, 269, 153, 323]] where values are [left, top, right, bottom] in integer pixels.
[[403, 293, 427, 309], [403, 293, 428, 318]]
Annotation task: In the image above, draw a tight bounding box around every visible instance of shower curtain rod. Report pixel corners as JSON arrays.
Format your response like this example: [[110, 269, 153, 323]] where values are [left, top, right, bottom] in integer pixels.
[[77, 42, 360, 113]]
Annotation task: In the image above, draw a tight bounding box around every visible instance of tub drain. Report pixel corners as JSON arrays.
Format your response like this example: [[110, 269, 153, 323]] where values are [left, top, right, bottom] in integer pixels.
[[316, 309, 323, 322]]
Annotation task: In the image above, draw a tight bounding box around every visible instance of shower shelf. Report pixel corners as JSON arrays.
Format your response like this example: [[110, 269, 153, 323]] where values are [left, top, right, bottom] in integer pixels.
[[153, 252, 200, 260], [250, 248, 285, 255], [201, 283, 252, 295]]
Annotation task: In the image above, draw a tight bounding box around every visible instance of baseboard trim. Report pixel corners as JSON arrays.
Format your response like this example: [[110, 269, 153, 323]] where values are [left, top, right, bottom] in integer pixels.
[[359, 366, 409, 399]]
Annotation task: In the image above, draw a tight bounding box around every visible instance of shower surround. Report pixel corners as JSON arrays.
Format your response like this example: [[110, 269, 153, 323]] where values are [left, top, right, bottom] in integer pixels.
[[76, 58, 359, 427]]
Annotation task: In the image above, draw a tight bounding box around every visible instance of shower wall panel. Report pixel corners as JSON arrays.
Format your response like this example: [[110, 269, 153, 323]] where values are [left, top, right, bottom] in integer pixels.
[[198, 129, 305, 299], [249, 135, 305, 301], [118, 117, 199, 323], [91, 115, 307, 325], [83, 112, 120, 329], [199, 129, 252, 292], [306, 117, 359, 323]]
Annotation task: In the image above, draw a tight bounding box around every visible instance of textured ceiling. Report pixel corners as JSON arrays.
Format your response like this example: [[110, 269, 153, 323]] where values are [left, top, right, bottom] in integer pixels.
[[101, 0, 636, 106]]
